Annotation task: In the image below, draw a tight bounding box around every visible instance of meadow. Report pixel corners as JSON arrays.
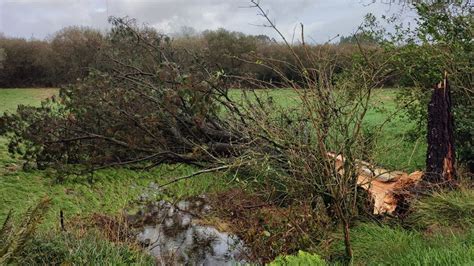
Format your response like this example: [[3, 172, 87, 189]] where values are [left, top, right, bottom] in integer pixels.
[[1, 88, 471, 265], [230, 88, 426, 171]]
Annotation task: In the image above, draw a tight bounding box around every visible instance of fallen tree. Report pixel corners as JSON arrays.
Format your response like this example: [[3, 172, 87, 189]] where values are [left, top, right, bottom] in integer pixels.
[[0, 17, 249, 176], [329, 152, 424, 215]]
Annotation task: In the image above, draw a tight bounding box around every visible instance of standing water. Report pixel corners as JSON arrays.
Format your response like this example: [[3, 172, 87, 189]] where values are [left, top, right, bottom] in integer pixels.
[[129, 196, 247, 265]]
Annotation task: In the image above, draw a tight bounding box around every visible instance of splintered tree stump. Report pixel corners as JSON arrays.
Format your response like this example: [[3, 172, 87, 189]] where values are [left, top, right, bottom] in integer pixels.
[[425, 73, 457, 183]]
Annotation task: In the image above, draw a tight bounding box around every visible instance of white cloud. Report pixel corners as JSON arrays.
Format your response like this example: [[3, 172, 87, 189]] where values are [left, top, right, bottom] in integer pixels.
[[0, 0, 416, 42]]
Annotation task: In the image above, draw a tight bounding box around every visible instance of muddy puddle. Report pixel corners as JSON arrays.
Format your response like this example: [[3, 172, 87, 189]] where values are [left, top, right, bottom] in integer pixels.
[[128, 196, 247, 265]]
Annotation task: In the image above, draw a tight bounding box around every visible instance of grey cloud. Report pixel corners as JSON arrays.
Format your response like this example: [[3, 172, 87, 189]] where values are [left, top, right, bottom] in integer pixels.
[[0, 0, 415, 42]]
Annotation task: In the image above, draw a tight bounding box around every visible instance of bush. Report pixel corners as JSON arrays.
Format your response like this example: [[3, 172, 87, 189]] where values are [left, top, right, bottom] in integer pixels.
[[269, 250, 326, 266]]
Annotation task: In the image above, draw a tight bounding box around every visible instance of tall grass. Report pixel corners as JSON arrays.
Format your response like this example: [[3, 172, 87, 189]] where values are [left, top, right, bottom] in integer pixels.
[[408, 189, 474, 229], [342, 223, 473, 266], [328, 188, 474, 265], [0, 164, 231, 229], [20, 230, 155, 265]]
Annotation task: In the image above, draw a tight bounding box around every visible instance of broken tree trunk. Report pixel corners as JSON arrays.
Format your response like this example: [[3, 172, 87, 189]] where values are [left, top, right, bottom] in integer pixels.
[[425, 72, 457, 183], [328, 152, 424, 214]]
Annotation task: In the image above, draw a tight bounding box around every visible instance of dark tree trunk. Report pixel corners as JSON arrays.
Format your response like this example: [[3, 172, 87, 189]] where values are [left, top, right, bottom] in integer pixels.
[[425, 73, 456, 183]]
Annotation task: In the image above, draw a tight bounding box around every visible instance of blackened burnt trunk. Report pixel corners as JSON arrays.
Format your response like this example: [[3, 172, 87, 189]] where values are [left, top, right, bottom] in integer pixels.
[[425, 73, 457, 183]]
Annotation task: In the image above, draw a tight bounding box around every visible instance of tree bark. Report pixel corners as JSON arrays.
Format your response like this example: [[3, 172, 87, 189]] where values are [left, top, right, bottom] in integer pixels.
[[425, 72, 456, 183]]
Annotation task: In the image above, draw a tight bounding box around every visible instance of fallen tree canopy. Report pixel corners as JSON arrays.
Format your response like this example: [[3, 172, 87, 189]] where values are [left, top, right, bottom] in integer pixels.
[[0, 17, 250, 175]]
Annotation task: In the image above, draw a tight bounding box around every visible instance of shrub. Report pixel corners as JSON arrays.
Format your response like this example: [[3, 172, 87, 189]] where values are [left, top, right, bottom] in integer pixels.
[[269, 250, 326, 266], [0, 37, 57, 87]]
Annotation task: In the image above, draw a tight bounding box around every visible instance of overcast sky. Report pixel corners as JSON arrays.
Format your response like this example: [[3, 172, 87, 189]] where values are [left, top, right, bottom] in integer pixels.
[[0, 0, 416, 43]]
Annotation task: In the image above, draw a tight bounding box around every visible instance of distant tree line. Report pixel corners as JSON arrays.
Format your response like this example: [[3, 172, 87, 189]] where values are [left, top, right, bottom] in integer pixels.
[[0, 26, 380, 88], [0, 27, 103, 87]]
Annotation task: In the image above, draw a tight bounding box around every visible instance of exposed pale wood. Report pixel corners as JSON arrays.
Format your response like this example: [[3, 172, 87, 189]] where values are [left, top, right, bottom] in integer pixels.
[[327, 152, 423, 214]]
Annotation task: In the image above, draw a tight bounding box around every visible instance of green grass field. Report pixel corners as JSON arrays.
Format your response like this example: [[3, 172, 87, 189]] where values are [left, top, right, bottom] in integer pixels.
[[230, 88, 426, 171], [364, 90, 426, 171], [0, 88, 59, 113]]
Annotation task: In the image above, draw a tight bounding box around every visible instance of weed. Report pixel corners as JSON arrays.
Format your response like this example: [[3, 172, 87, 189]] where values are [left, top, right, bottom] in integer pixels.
[[0, 197, 51, 264], [269, 250, 326, 265], [20, 230, 155, 265]]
